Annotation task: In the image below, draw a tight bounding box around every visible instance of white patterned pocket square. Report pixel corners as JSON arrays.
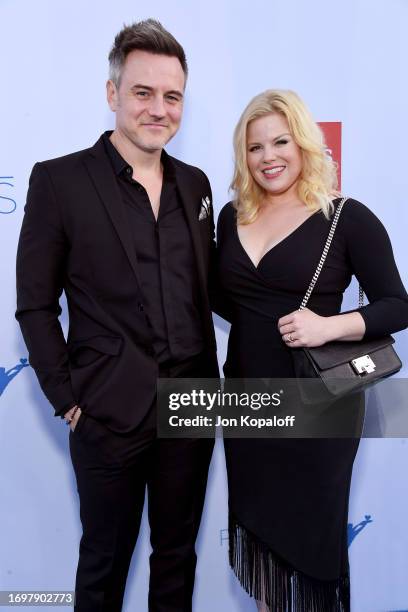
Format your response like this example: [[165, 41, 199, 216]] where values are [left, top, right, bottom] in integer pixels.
[[198, 196, 211, 221]]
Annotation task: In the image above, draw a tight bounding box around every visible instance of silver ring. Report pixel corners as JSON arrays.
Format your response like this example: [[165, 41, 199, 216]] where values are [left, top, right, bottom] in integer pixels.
[[287, 333, 294, 343]]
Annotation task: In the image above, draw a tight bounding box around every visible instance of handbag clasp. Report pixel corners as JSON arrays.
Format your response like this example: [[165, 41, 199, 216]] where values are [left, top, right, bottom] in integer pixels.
[[351, 355, 376, 375]]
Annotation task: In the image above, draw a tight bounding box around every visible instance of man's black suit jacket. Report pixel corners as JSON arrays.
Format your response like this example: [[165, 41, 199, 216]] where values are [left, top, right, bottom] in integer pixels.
[[16, 135, 219, 433]]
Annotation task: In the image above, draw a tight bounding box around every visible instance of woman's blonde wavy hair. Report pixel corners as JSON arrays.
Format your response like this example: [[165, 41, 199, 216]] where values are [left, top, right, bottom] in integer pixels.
[[231, 90, 340, 224]]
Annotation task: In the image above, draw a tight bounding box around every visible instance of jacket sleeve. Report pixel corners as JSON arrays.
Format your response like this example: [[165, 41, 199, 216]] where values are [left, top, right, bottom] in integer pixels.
[[211, 203, 234, 323], [204, 177, 218, 310], [16, 163, 76, 416]]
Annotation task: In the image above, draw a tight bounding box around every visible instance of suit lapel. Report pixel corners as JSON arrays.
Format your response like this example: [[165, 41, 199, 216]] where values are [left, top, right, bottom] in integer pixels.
[[84, 137, 142, 290], [84, 138, 208, 299], [175, 169, 207, 291]]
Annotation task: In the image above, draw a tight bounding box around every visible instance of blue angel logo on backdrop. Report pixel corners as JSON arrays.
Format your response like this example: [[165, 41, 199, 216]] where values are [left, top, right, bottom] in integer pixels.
[[0, 176, 17, 214], [347, 515, 373, 546], [0, 359, 29, 397]]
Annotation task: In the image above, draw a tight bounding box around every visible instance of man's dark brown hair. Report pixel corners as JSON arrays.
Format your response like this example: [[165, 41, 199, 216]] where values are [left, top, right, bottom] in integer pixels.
[[108, 19, 188, 87]]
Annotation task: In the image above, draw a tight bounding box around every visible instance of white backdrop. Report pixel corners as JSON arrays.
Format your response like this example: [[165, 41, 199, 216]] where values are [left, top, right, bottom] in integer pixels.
[[1, 1, 408, 611]]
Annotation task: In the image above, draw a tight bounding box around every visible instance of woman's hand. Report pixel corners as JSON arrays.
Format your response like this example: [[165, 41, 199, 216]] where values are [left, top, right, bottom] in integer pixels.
[[278, 309, 366, 347], [278, 308, 330, 348]]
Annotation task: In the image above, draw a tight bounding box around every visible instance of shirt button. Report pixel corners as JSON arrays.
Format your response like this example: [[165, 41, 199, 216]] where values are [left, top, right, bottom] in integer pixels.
[[126, 167, 132, 175], [137, 302, 144, 312]]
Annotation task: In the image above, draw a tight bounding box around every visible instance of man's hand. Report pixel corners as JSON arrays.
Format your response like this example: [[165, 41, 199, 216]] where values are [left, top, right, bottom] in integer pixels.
[[64, 405, 82, 432]]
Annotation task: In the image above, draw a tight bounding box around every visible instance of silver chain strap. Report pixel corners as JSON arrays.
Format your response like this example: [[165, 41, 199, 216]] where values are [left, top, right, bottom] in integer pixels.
[[359, 283, 364, 309], [299, 197, 364, 311]]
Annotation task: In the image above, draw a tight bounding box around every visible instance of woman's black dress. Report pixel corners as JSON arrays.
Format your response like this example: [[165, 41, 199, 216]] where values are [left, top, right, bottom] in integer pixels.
[[216, 199, 408, 611]]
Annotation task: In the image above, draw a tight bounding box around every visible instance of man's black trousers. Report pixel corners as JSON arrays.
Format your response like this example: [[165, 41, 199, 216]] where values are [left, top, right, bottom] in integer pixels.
[[69, 354, 214, 612]]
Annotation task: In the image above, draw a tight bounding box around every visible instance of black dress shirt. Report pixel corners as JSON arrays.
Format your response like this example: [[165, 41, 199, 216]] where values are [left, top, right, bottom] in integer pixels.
[[103, 132, 204, 365]]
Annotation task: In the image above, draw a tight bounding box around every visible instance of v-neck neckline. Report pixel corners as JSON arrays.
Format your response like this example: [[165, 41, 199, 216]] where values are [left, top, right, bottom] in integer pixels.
[[235, 209, 321, 270]]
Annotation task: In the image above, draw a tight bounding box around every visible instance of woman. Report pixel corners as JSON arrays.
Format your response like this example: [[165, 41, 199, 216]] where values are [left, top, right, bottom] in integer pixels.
[[216, 90, 408, 611]]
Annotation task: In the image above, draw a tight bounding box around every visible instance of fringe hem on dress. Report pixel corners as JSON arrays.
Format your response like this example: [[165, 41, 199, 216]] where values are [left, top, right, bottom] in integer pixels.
[[229, 513, 350, 612]]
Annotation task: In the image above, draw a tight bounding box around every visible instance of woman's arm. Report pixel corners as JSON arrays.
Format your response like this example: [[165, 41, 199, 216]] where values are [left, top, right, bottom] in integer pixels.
[[343, 200, 408, 339], [278, 201, 408, 347], [278, 309, 365, 348]]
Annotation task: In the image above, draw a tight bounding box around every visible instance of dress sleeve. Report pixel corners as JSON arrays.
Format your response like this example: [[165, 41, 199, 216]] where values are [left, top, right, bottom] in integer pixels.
[[342, 200, 408, 339]]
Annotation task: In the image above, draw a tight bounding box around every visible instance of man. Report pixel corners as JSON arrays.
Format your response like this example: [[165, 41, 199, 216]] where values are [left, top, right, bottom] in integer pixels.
[[16, 19, 218, 612]]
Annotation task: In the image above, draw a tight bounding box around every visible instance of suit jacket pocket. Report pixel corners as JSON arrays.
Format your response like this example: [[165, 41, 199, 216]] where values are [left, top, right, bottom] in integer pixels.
[[69, 335, 122, 367], [69, 335, 123, 407]]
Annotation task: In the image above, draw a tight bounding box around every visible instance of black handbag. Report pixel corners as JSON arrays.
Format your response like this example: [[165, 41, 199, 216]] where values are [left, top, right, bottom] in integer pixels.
[[291, 197, 402, 403]]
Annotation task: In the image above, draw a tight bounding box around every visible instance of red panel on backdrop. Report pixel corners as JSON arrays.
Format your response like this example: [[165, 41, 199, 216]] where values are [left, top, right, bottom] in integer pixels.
[[318, 122, 342, 190]]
